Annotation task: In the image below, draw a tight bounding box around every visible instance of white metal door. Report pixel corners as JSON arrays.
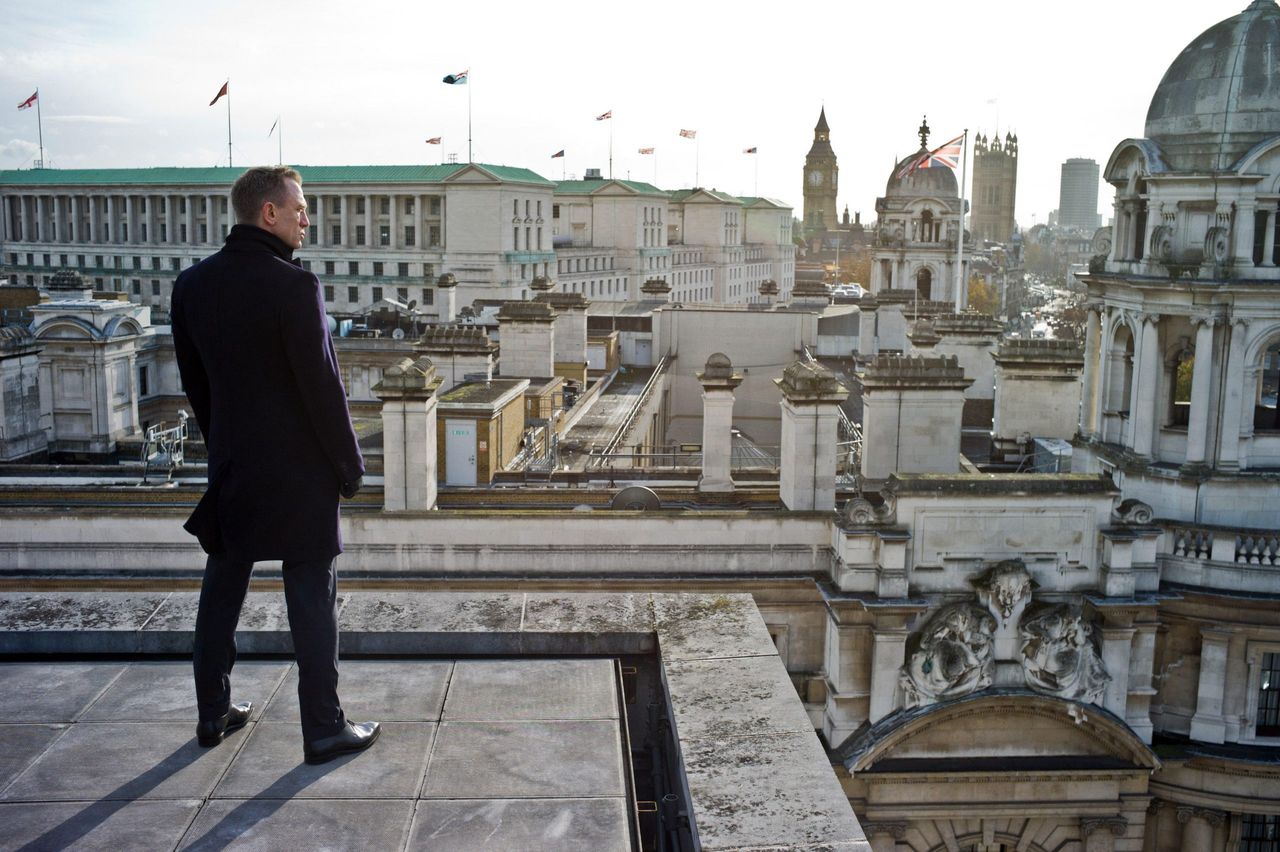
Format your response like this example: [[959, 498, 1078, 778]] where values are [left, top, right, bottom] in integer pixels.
[[445, 419, 477, 486], [635, 338, 652, 366]]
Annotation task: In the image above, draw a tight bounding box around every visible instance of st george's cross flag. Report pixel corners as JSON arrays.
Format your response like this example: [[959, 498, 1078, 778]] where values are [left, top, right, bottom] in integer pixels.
[[896, 133, 963, 180], [425, 137, 442, 144], [679, 129, 696, 139], [596, 110, 611, 121], [442, 70, 468, 85], [209, 81, 228, 106], [17, 91, 37, 110], [638, 147, 655, 155]]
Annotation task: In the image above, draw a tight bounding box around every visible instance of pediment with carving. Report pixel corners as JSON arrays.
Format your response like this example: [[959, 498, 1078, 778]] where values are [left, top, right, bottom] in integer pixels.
[[899, 559, 1110, 709]]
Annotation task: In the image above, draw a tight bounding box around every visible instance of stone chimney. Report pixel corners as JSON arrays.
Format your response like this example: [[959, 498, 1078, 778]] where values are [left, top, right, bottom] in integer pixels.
[[534, 285, 590, 382], [373, 356, 442, 511], [991, 338, 1084, 464], [789, 265, 831, 309], [774, 360, 849, 511], [859, 354, 972, 481], [757, 278, 778, 308], [44, 268, 94, 301], [640, 276, 672, 304], [414, 325, 497, 393], [906, 319, 940, 352], [497, 299, 557, 378], [696, 353, 743, 492], [435, 272, 458, 324]]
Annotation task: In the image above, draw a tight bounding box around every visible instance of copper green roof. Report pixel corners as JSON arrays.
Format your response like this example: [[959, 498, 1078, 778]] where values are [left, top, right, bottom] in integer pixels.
[[554, 178, 667, 197], [667, 188, 742, 204], [0, 163, 553, 187]]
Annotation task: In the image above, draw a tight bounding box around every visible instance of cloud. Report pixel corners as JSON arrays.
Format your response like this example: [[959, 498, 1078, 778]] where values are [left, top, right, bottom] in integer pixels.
[[45, 115, 134, 125], [0, 138, 39, 164]]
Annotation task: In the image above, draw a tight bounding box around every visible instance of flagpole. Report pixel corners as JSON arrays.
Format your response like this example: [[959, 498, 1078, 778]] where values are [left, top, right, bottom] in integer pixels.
[[278, 116, 282, 165], [695, 137, 700, 187], [609, 116, 613, 180], [226, 79, 233, 168], [467, 74, 473, 164], [955, 128, 968, 311], [35, 88, 44, 168], [754, 152, 758, 196]]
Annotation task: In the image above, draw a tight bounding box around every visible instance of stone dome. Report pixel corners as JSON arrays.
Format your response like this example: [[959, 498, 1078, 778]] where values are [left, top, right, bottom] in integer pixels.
[[1146, 0, 1280, 171], [885, 151, 958, 198]]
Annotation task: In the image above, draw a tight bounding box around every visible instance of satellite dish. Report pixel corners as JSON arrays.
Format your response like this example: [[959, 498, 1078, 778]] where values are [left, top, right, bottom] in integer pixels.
[[611, 486, 661, 511], [392, 328, 406, 340], [407, 299, 417, 311]]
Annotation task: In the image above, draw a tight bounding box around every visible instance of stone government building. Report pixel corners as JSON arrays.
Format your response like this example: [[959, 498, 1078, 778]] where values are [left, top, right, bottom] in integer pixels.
[[1, 3, 1280, 851]]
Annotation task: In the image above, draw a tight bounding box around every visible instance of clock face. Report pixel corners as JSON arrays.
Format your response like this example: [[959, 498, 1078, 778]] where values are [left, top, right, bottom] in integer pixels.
[[808, 170, 824, 186]]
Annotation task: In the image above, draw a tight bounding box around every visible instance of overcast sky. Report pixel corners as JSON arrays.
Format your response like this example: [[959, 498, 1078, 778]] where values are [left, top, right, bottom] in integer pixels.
[[0, 1, 1254, 229]]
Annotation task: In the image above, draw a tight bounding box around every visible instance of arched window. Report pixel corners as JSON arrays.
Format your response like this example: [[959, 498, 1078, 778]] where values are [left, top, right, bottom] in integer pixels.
[[921, 209, 935, 242], [1168, 345, 1193, 427], [1106, 323, 1135, 415], [916, 267, 933, 299], [1256, 339, 1280, 432]]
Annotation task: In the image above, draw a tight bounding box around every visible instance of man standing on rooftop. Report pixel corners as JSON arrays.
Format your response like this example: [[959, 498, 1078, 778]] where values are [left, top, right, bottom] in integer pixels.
[[171, 165, 379, 765]]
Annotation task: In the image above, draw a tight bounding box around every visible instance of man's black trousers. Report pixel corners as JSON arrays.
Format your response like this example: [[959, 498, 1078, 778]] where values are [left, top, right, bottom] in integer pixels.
[[193, 552, 347, 743]]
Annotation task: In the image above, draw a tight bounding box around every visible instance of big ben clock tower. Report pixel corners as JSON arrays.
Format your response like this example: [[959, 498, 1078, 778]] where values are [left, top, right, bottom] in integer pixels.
[[802, 107, 838, 233]]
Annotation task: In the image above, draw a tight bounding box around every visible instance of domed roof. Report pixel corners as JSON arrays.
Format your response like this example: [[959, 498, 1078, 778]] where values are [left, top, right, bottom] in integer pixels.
[[885, 150, 958, 198], [1146, 0, 1280, 171]]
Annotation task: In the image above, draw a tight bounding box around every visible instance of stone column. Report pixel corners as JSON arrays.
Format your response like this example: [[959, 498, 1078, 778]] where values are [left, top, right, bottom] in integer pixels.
[[184, 195, 195, 245], [1081, 817, 1128, 852], [205, 195, 217, 245], [1189, 628, 1232, 743], [863, 822, 908, 852], [1176, 807, 1224, 852], [1130, 313, 1160, 458], [68, 196, 80, 243], [1100, 627, 1135, 719], [869, 627, 909, 723], [775, 360, 849, 511], [1218, 318, 1248, 469], [340, 195, 350, 247], [52, 195, 64, 241], [1263, 207, 1276, 267], [373, 356, 441, 511], [35, 195, 46, 242], [106, 195, 118, 243], [165, 194, 177, 245], [364, 193, 373, 247], [313, 193, 326, 247], [127, 195, 139, 244], [1184, 317, 1218, 467], [143, 195, 155, 244], [696, 353, 742, 493], [389, 193, 399, 249], [1, 194, 11, 243], [88, 195, 100, 244], [1233, 199, 1256, 266], [1081, 303, 1103, 437]]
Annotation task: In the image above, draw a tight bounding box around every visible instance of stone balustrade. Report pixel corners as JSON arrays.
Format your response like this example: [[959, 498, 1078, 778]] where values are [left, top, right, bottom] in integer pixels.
[[1160, 519, 1280, 593]]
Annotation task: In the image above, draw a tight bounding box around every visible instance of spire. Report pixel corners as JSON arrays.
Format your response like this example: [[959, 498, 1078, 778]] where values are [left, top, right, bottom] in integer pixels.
[[918, 115, 930, 150], [816, 107, 830, 133]]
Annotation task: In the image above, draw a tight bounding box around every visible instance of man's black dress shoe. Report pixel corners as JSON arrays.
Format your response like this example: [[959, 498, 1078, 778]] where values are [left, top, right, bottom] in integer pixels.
[[197, 702, 252, 747], [304, 720, 381, 765]]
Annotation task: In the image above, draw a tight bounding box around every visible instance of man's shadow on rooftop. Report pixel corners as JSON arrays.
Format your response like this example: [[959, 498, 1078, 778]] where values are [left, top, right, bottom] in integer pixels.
[[15, 731, 343, 852]]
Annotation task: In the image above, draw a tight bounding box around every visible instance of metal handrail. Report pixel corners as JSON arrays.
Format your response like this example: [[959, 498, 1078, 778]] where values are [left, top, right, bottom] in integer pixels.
[[599, 354, 671, 458]]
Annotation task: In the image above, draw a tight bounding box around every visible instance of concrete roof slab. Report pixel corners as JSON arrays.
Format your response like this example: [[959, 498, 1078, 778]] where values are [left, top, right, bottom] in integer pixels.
[[443, 659, 618, 722], [262, 660, 452, 724], [0, 799, 204, 851], [407, 797, 631, 852]]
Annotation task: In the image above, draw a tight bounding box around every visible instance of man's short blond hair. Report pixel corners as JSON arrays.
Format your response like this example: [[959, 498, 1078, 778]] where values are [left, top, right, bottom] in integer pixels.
[[231, 166, 303, 224]]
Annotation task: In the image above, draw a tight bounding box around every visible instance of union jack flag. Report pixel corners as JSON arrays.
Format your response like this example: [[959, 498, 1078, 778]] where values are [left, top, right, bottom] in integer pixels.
[[638, 147, 655, 155], [596, 110, 612, 121], [896, 133, 963, 180], [679, 129, 696, 139]]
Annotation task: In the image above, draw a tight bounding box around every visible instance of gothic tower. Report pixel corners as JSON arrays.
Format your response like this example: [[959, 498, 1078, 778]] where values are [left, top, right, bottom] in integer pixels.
[[802, 108, 838, 233], [970, 131, 1019, 243]]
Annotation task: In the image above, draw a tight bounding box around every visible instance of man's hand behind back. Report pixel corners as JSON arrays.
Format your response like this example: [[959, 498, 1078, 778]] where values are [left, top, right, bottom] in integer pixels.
[[340, 477, 362, 499]]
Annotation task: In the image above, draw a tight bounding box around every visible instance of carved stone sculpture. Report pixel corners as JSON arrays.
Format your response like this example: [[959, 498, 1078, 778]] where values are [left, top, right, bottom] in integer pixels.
[[900, 603, 995, 708], [1020, 604, 1110, 704], [973, 560, 1035, 624]]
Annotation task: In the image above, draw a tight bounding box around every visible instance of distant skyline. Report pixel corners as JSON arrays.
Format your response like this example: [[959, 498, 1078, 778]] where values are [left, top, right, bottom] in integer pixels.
[[0, 0, 1256, 231]]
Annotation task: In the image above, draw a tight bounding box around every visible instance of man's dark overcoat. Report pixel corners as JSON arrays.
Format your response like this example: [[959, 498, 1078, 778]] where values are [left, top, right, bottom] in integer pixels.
[[172, 225, 364, 562]]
